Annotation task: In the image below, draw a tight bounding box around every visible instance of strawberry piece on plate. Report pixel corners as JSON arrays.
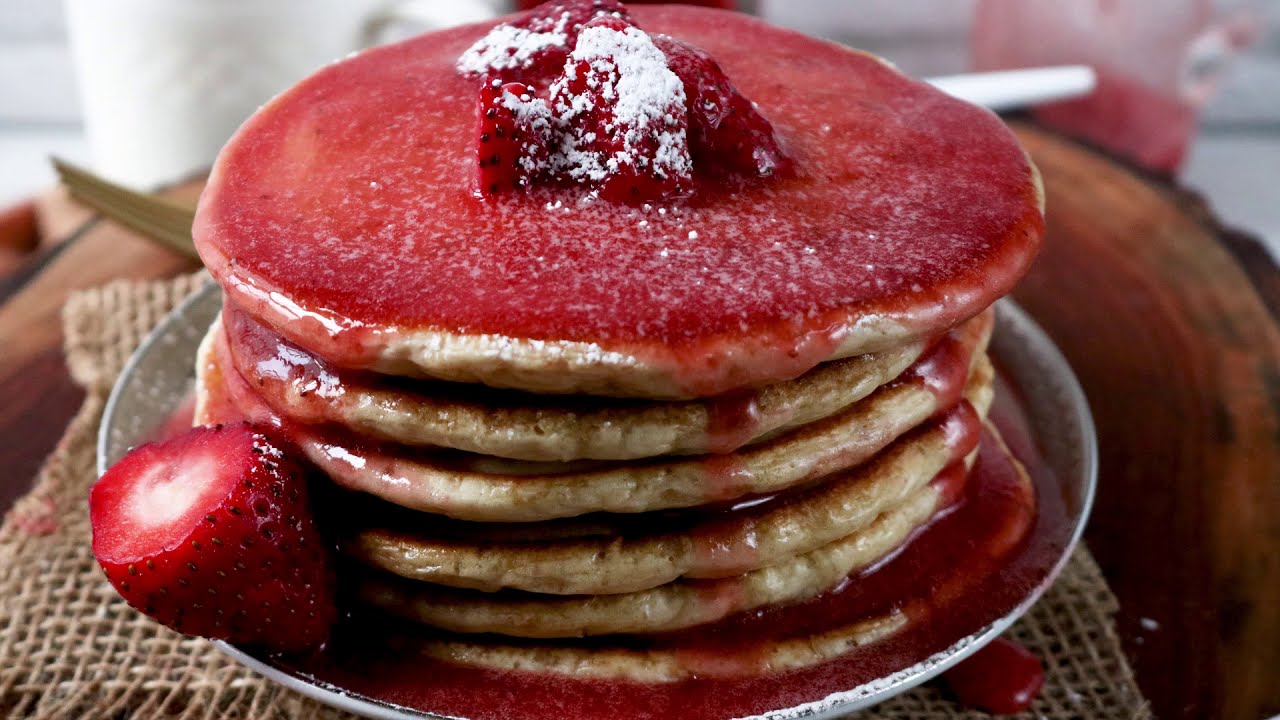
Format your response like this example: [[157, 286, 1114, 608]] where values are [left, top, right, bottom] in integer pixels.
[[943, 637, 1045, 713], [90, 422, 336, 652]]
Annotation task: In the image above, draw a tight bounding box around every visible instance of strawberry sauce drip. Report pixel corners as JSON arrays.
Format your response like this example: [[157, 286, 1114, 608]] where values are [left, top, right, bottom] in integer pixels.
[[202, 307, 1056, 718], [689, 579, 750, 628], [224, 301, 983, 467], [929, 460, 971, 507], [901, 332, 976, 410], [940, 399, 983, 463], [217, 309, 990, 547], [942, 637, 1044, 714], [703, 391, 762, 453], [223, 303, 645, 419], [698, 454, 753, 502], [222, 303, 350, 423]]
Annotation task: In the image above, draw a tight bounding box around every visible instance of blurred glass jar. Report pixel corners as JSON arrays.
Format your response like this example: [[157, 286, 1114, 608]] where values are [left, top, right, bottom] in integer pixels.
[[972, 0, 1256, 172]]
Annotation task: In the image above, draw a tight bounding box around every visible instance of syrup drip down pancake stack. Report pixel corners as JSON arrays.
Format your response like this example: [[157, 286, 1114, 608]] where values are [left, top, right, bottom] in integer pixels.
[[183, 0, 1045, 683]]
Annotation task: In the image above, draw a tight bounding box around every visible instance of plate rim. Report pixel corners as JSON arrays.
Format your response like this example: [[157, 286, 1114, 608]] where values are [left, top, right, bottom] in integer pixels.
[[96, 283, 1097, 720]]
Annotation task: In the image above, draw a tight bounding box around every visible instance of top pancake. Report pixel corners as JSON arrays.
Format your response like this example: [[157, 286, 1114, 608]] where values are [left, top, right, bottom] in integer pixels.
[[194, 5, 1044, 398]]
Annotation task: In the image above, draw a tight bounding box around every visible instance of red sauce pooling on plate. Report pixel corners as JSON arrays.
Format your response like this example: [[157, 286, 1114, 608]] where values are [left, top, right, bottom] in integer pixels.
[[698, 453, 753, 502], [942, 637, 1044, 714]]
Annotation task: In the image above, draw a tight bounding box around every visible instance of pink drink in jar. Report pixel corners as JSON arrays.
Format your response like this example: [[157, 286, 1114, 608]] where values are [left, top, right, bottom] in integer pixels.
[[972, 0, 1254, 172]]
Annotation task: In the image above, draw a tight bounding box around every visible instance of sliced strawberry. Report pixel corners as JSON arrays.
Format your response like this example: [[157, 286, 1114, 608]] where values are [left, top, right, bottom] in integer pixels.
[[476, 79, 554, 196], [652, 34, 792, 177], [90, 422, 335, 652], [549, 16, 692, 203], [457, 0, 631, 86]]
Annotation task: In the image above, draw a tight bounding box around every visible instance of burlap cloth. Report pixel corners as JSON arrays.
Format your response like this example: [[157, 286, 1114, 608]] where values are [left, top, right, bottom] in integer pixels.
[[0, 275, 1150, 719]]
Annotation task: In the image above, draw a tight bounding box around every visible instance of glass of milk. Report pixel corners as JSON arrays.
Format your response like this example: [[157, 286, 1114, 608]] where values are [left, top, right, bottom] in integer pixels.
[[64, 0, 502, 188]]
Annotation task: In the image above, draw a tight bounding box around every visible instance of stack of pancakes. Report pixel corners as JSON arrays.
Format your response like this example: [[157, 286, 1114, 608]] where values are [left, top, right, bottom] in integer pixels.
[[188, 4, 1046, 679], [195, 301, 998, 643]]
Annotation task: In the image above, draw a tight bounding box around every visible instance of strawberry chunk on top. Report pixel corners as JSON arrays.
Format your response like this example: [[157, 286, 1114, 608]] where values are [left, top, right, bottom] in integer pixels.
[[459, 0, 791, 203], [549, 16, 692, 202], [90, 422, 335, 652], [476, 80, 554, 196]]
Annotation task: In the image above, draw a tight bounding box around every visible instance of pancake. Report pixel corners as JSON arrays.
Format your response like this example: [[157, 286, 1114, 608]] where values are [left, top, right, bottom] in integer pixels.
[[357, 425, 1034, 673], [417, 612, 908, 683], [193, 6, 1044, 399], [176, 1, 1052, 695], [357, 481, 945, 638], [346, 374, 992, 595], [221, 304, 991, 461], [199, 315, 993, 522]]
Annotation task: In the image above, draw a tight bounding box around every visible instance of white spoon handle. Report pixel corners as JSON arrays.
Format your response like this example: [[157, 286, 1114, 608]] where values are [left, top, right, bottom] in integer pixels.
[[926, 65, 1098, 111]]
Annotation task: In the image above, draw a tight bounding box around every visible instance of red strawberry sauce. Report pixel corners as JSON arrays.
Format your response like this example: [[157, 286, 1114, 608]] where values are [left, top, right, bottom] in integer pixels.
[[226, 377, 1065, 719], [194, 6, 1043, 395], [943, 637, 1045, 714]]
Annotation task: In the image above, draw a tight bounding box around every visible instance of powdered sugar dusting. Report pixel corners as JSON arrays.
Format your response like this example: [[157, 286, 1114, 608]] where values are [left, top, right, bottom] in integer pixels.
[[497, 85, 555, 174], [250, 431, 285, 460], [550, 23, 690, 183], [464, 13, 693, 200], [456, 12, 571, 75]]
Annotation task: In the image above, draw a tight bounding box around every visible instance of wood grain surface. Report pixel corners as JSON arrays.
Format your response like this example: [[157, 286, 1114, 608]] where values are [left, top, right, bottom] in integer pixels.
[[0, 126, 1276, 719], [0, 180, 203, 513], [1011, 126, 1280, 720]]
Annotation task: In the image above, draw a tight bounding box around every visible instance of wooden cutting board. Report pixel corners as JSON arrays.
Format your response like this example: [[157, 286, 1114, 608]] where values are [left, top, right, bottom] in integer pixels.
[[1009, 126, 1280, 720], [0, 123, 1276, 720]]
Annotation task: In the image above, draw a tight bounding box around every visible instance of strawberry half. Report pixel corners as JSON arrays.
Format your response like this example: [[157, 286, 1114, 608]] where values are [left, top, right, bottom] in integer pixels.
[[457, 0, 630, 86], [550, 16, 692, 203], [90, 422, 336, 652], [652, 34, 792, 177], [476, 79, 554, 196]]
